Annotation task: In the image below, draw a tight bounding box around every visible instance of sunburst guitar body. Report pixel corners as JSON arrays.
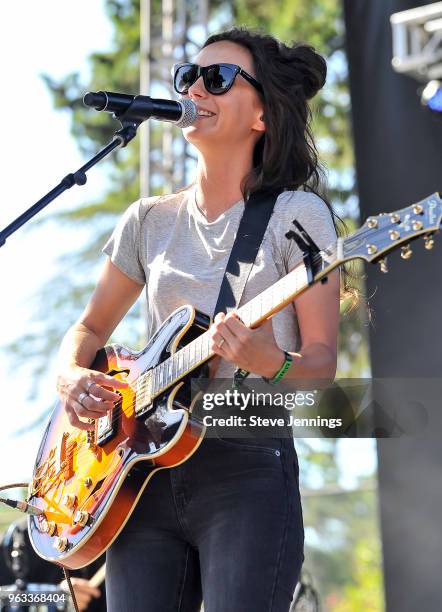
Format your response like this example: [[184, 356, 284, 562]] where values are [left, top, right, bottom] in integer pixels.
[[27, 305, 208, 569]]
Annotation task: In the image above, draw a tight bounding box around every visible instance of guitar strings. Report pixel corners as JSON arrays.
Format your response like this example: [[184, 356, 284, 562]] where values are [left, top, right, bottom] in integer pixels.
[[135, 247, 336, 398]]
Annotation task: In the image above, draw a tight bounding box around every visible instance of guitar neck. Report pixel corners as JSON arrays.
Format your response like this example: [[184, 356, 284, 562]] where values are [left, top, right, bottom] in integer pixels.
[[135, 239, 340, 408]]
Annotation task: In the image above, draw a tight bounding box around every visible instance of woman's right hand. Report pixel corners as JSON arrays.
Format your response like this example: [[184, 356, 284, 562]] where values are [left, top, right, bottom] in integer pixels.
[[56, 366, 129, 431]]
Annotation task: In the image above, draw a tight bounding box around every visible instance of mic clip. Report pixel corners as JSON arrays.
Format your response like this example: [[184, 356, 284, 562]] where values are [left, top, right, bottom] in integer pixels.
[[285, 220, 323, 286], [114, 97, 153, 147], [114, 124, 138, 147]]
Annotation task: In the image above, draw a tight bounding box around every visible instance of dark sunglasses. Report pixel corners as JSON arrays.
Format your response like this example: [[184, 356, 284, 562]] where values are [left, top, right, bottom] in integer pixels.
[[172, 62, 264, 96]]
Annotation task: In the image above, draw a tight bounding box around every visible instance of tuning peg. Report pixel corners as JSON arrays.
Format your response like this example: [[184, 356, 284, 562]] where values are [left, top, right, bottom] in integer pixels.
[[400, 244, 413, 259], [379, 258, 388, 273], [424, 234, 435, 250]]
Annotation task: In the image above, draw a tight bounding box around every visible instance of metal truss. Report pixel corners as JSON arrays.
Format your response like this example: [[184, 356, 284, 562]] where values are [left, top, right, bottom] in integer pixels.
[[391, 2, 442, 82], [138, 0, 209, 340], [140, 0, 209, 198]]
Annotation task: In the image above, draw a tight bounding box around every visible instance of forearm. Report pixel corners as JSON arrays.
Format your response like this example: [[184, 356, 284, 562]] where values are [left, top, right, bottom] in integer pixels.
[[286, 342, 336, 384], [263, 342, 337, 388], [57, 323, 104, 371]]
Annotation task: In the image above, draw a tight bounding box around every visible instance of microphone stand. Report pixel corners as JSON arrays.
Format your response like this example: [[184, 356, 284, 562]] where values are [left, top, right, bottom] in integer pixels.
[[0, 105, 146, 248]]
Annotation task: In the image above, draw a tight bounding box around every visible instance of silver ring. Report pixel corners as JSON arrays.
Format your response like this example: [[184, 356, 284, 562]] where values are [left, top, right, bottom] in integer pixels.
[[86, 380, 96, 392], [78, 392, 89, 406], [218, 338, 225, 348]]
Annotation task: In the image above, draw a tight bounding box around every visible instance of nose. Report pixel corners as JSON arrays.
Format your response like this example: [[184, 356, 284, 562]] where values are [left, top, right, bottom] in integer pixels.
[[186, 74, 208, 99]]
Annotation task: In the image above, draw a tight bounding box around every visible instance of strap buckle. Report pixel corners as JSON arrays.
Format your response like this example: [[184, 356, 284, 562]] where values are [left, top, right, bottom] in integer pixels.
[[232, 367, 250, 390], [285, 220, 322, 286]]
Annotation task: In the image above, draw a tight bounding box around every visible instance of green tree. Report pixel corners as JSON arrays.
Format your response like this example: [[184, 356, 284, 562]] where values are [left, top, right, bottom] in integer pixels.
[[301, 472, 384, 610]]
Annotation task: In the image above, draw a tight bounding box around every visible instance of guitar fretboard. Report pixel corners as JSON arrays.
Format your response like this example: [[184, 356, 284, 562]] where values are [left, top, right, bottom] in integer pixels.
[[134, 241, 339, 410]]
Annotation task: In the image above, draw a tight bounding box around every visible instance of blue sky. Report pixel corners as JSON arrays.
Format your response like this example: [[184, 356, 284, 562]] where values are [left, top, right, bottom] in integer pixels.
[[0, 1, 376, 490]]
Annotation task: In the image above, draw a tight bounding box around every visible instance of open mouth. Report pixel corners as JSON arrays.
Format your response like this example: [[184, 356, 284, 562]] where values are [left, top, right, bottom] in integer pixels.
[[197, 109, 216, 118]]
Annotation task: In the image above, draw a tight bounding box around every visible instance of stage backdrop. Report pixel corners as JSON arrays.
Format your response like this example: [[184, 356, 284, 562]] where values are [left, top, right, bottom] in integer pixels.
[[343, 0, 442, 610]]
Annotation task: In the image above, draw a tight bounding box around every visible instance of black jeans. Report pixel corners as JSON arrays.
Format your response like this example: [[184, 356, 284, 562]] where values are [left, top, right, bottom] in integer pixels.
[[106, 435, 304, 612]]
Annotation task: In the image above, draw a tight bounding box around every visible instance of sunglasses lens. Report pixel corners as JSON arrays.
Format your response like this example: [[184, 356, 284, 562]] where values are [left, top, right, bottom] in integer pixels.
[[174, 64, 198, 93], [205, 64, 236, 94]]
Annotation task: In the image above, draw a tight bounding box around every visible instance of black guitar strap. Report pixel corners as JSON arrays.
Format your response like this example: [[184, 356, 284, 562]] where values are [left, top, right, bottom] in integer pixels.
[[213, 186, 285, 316], [213, 186, 285, 386]]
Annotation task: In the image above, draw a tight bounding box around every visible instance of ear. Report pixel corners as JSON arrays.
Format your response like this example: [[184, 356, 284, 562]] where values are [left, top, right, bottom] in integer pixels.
[[252, 112, 266, 134]]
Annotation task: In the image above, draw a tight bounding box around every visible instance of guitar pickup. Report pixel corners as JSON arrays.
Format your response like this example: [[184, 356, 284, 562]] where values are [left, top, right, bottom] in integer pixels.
[[134, 371, 153, 416], [96, 395, 121, 446]]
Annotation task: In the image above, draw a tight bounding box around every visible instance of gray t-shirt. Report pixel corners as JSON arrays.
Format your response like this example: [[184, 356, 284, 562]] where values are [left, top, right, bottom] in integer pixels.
[[102, 184, 337, 377]]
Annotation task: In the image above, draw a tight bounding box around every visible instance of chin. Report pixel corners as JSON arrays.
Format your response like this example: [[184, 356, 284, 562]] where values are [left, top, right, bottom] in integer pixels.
[[182, 125, 219, 146]]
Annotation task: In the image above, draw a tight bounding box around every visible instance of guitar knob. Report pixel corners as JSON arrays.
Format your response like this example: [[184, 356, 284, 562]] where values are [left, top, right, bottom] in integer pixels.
[[379, 258, 388, 273], [53, 536, 68, 552], [424, 234, 435, 250], [73, 510, 90, 527], [41, 520, 56, 536], [62, 494, 77, 509], [401, 245, 413, 259]]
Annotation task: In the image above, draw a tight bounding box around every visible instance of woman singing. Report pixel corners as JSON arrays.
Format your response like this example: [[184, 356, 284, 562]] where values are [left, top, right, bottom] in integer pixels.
[[56, 27, 341, 612]]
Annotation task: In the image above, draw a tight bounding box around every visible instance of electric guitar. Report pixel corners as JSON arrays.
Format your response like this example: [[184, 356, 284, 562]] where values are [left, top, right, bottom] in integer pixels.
[[27, 193, 442, 569]]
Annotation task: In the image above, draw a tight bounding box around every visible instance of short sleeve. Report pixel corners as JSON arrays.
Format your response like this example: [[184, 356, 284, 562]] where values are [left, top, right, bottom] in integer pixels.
[[280, 191, 337, 273], [101, 199, 147, 284]]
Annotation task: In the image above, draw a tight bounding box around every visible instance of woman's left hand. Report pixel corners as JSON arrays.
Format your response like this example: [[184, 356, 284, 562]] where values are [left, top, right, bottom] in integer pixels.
[[210, 312, 285, 378]]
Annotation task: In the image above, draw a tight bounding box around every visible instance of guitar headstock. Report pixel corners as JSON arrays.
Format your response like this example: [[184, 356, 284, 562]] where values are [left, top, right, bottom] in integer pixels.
[[342, 193, 442, 269]]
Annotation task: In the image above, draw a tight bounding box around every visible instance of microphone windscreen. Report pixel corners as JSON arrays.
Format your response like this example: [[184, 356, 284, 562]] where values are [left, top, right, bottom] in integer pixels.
[[83, 91, 107, 110], [176, 99, 198, 128]]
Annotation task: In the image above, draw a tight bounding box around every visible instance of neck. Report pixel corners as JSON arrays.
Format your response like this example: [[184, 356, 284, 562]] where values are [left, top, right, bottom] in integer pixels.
[[195, 146, 255, 221]]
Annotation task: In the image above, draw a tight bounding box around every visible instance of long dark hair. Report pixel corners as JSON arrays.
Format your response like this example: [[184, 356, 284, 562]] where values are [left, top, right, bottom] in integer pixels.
[[202, 27, 327, 200], [180, 26, 358, 308]]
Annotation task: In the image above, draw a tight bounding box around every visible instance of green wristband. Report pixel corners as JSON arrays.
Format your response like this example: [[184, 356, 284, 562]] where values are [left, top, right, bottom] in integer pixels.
[[263, 351, 293, 385]]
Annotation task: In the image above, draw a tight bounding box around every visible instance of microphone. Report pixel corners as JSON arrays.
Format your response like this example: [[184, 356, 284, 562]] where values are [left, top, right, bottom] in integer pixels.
[[83, 91, 197, 128]]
